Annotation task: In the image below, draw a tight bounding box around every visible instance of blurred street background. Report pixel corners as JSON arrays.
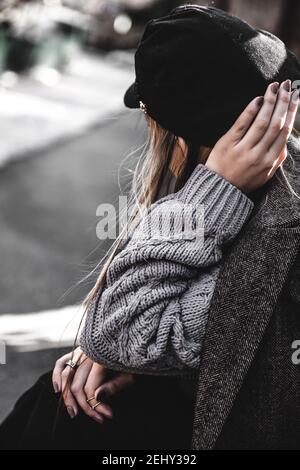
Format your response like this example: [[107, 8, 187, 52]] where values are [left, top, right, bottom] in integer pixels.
[[0, 0, 300, 421]]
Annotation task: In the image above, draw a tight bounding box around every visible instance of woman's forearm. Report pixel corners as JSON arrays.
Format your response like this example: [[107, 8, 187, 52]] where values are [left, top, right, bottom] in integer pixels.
[[80, 164, 254, 375]]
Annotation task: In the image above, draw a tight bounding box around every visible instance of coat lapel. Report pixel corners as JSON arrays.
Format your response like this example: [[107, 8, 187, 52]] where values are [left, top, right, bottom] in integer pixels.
[[191, 153, 300, 450]]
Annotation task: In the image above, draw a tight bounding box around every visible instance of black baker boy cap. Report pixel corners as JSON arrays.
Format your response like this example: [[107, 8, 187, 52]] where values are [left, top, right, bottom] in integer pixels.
[[124, 4, 300, 148]]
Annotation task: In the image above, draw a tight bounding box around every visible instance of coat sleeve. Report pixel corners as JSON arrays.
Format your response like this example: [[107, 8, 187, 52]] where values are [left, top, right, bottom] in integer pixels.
[[80, 163, 254, 375]]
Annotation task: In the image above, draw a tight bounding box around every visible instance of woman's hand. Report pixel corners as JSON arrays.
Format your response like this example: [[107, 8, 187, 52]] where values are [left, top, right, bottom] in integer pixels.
[[52, 347, 135, 423], [205, 80, 299, 193]]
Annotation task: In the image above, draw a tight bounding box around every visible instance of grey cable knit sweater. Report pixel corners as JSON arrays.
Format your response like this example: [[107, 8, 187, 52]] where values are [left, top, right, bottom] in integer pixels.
[[80, 163, 254, 377]]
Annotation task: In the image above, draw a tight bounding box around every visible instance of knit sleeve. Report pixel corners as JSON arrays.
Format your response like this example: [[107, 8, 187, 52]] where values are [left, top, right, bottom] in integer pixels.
[[79, 163, 254, 376]]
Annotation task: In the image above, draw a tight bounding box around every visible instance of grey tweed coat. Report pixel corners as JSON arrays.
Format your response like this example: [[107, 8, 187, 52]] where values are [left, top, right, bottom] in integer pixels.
[[191, 135, 300, 450]]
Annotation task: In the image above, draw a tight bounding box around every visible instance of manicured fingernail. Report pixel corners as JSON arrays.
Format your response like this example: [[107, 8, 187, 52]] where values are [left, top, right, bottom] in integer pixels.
[[282, 79, 291, 92], [291, 88, 299, 103], [67, 406, 76, 419], [270, 82, 279, 94], [53, 382, 59, 393], [255, 96, 264, 106]]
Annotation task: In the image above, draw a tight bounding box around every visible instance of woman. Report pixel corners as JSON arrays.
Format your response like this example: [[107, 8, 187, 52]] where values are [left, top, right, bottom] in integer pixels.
[[1, 5, 300, 450]]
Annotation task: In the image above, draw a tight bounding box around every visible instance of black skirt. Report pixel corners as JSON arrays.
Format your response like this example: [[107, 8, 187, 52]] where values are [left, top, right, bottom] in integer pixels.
[[0, 370, 198, 450]]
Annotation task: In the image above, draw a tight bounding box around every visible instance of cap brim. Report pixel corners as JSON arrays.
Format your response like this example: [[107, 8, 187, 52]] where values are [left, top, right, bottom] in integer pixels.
[[123, 82, 140, 109]]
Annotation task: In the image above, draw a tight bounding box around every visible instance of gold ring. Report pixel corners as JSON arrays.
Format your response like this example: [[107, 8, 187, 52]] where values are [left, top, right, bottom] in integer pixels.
[[65, 359, 78, 370], [86, 396, 95, 403], [92, 401, 102, 410]]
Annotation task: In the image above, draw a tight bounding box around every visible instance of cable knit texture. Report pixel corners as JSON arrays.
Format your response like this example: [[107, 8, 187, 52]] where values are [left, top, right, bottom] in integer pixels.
[[80, 163, 254, 376]]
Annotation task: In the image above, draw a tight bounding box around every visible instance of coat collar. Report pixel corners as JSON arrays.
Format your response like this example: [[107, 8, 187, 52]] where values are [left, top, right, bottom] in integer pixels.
[[191, 137, 300, 450]]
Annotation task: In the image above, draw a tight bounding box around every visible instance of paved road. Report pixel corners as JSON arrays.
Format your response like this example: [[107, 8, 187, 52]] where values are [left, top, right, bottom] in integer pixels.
[[0, 109, 146, 421], [0, 50, 135, 166]]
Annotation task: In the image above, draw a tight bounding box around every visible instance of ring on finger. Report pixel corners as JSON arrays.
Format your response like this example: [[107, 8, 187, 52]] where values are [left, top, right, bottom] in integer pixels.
[[65, 359, 78, 370], [86, 396, 95, 403], [91, 401, 102, 410]]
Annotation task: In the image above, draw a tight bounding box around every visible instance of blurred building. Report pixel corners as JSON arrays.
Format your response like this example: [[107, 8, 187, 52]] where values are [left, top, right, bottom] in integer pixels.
[[0, 1, 299, 56]]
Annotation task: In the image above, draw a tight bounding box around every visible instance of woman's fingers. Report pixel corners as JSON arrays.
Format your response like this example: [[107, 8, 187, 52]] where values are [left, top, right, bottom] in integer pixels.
[[52, 351, 73, 393], [52, 347, 84, 393], [257, 80, 292, 151], [60, 348, 83, 393], [91, 372, 134, 418], [84, 372, 135, 423], [67, 358, 96, 421], [52, 347, 87, 419], [268, 88, 299, 158], [226, 95, 264, 143], [83, 363, 109, 423], [62, 368, 79, 418], [242, 82, 279, 147], [94, 372, 135, 415], [53, 353, 136, 424], [205, 80, 298, 193]]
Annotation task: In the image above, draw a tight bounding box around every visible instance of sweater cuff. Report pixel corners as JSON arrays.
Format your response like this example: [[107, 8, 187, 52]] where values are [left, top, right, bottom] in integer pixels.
[[175, 163, 254, 238]]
